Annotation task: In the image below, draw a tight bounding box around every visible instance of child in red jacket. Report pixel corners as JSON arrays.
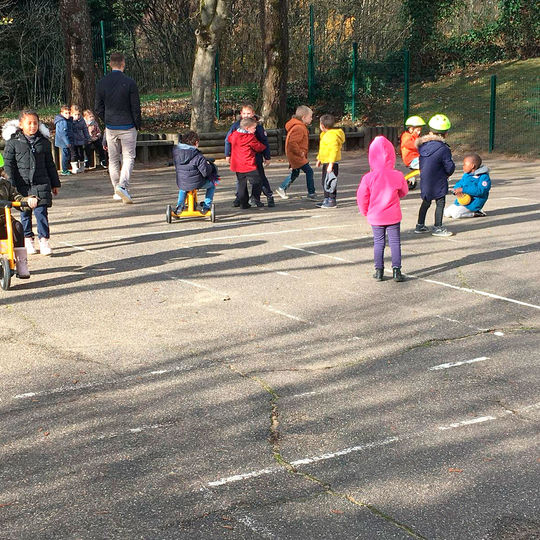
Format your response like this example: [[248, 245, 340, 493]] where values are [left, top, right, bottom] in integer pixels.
[[228, 118, 266, 209]]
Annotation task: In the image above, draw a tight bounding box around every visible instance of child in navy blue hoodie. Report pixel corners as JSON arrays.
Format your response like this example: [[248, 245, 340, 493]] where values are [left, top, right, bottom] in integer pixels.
[[173, 131, 217, 214], [414, 114, 455, 237], [224, 104, 274, 207], [444, 153, 491, 219]]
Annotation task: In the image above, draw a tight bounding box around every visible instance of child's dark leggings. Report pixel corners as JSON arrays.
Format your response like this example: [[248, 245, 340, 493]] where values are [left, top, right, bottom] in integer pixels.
[[418, 196, 445, 227], [372, 223, 401, 269], [0, 219, 24, 247], [321, 163, 339, 199]]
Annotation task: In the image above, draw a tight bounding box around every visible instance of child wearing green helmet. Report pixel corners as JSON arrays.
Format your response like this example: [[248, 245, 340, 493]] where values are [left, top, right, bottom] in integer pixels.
[[414, 114, 455, 237]]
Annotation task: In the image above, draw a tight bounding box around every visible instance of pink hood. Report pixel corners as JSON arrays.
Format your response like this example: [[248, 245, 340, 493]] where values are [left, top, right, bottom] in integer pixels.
[[357, 136, 408, 225]]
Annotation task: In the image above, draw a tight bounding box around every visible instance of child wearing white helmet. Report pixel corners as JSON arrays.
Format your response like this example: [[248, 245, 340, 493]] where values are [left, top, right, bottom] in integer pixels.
[[400, 115, 425, 170], [414, 114, 455, 237]]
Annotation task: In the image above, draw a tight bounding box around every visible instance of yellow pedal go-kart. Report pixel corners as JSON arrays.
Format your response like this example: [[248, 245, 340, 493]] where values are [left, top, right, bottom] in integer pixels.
[[0, 200, 26, 291], [166, 189, 215, 224], [405, 169, 420, 190]]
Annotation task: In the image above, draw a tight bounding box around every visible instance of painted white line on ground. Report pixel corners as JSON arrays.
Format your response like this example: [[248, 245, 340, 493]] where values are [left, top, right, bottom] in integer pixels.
[[275, 271, 301, 279], [208, 467, 278, 487], [13, 365, 192, 401], [429, 356, 489, 371], [434, 315, 488, 332], [494, 331, 505, 336], [284, 245, 351, 263], [407, 273, 540, 311], [438, 416, 496, 430], [97, 422, 174, 440], [289, 391, 321, 398], [264, 306, 310, 323]]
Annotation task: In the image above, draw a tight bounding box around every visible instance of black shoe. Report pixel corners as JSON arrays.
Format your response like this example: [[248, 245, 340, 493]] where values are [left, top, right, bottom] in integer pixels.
[[241, 203, 252, 209], [253, 199, 264, 208], [267, 197, 275, 207], [373, 268, 384, 281], [393, 267, 404, 282], [474, 210, 486, 217], [233, 198, 241, 208]]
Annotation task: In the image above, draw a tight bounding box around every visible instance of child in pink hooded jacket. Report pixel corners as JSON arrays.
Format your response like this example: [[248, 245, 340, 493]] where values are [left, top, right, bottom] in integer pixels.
[[357, 136, 409, 282]]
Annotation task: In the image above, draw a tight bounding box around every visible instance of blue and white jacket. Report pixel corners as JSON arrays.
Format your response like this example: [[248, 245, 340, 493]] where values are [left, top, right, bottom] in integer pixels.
[[453, 165, 491, 212]]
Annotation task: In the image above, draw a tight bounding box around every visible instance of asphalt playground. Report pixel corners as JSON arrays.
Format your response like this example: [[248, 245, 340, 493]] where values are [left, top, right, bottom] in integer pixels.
[[0, 150, 539, 539]]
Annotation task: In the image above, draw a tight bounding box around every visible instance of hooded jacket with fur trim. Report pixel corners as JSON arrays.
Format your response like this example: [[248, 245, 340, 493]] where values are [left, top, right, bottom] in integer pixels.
[[2, 120, 60, 201], [416, 133, 455, 200]]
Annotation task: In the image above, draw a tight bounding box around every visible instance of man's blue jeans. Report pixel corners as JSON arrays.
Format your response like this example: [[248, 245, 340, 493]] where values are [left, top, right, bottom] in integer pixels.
[[280, 163, 315, 195], [177, 180, 216, 210]]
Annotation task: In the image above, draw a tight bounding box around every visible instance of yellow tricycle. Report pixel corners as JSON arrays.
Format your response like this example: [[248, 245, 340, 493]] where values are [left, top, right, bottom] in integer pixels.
[[0, 200, 26, 290], [166, 190, 216, 223]]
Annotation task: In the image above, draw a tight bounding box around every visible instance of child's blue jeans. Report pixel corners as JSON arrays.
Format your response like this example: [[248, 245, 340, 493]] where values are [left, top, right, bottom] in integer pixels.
[[61, 147, 72, 171], [177, 181, 215, 210], [280, 163, 315, 195], [21, 206, 50, 239]]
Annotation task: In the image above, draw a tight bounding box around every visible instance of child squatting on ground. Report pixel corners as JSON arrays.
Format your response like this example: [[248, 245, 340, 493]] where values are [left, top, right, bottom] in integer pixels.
[[227, 118, 267, 209], [2, 110, 60, 256], [224, 104, 274, 207], [414, 114, 456, 237], [444, 152, 491, 219], [0, 154, 38, 279], [173, 131, 218, 215], [315, 114, 345, 209], [276, 105, 316, 200], [357, 136, 409, 282]]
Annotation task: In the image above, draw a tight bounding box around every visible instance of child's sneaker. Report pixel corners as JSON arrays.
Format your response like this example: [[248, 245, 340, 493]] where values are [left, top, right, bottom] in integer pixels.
[[251, 198, 264, 208], [474, 210, 486, 217], [60, 170, 72, 176], [115, 185, 133, 204], [432, 227, 453, 237], [306, 193, 317, 200], [276, 187, 289, 199], [39, 237, 52, 256], [232, 198, 241, 207], [100, 160, 108, 169], [414, 224, 429, 234], [316, 198, 329, 208], [25, 237, 37, 255], [321, 198, 337, 208], [200, 204, 211, 215]]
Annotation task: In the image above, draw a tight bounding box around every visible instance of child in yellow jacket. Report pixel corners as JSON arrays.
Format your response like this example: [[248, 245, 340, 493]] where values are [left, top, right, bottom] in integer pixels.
[[315, 114, 345, 208]]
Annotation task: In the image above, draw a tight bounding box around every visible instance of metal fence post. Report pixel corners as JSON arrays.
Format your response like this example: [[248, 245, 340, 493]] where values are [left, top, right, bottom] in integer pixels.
[[215, 49, 220, 120], [308, 4, 315, 104], [100, 20, 107, 76], [403, 49, 410, 124], [489, 74, 497, 153], [351, 42, 358, 122]]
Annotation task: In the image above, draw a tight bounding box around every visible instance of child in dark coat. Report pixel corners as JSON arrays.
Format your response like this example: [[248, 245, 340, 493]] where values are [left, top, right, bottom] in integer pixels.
[[414, 114, 455, 237], [2, 110, 60, 255], [173, 131, 217, 214], [71, 105, 91, 173], [54, 104, 74, 176]]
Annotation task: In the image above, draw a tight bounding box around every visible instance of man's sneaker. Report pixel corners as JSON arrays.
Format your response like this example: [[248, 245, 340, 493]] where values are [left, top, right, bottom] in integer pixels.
[[39, 237, 52, 256], [113, 193, 122, 201], [316, 198, 329, 208], [60, 170, 72, 176], [321, 199, 337, 208], [267, 197, 275, 207], [276, 187, 289, 199], [306, 193, 318, 200], [414, 224, 429, 234], [432, 226, 453, 237], [25, 237, 37, 255], [115, 185, 133, 204], [474, 210, 486, 217]]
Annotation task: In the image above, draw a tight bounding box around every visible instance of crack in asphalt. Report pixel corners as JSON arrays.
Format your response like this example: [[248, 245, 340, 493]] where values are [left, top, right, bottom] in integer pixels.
[[227, 364, 427, 539]]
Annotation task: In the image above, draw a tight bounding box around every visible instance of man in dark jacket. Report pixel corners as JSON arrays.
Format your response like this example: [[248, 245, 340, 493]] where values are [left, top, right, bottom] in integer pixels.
[[173, 131, 217, 214], [95, 52, 141, 204], [414, 114, 455, 237]]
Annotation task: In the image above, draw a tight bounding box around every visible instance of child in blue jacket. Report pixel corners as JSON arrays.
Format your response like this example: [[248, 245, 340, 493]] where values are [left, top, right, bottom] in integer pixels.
[[54, 105, 74, 176], [414, 114, 455, 237], [444, 153, 491, 219]]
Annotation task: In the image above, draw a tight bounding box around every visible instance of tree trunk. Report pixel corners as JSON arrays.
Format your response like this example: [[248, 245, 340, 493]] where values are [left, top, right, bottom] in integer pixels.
[[190, 0, 228, 132], [59, 0, 95, 110], [260, 0, 289, 128]]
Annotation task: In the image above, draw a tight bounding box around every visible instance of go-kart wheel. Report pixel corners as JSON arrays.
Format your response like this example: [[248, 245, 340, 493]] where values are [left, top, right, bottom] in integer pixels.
[[210, 203, 216, 223], [0, 257, 12, 291], [166, 205, 172, 224]]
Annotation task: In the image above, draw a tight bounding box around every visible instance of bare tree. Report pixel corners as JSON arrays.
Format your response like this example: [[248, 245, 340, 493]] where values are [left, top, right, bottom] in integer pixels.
[[260, 0, 289, 128], [190, 0, 228, 132], [59, 0, 94, 109]]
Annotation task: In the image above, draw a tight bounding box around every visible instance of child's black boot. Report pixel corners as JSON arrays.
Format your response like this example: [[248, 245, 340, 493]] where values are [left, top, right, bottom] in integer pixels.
[[373, 268, 384, 281], [393, 267, 404, 282]]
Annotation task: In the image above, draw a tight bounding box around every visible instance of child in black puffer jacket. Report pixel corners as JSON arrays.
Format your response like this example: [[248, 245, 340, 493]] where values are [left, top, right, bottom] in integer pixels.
[[2, 110, 61, 256]]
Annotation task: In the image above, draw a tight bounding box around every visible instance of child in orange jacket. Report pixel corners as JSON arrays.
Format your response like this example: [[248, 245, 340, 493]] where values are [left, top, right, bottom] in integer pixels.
[[400, 116, 425, 169]]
